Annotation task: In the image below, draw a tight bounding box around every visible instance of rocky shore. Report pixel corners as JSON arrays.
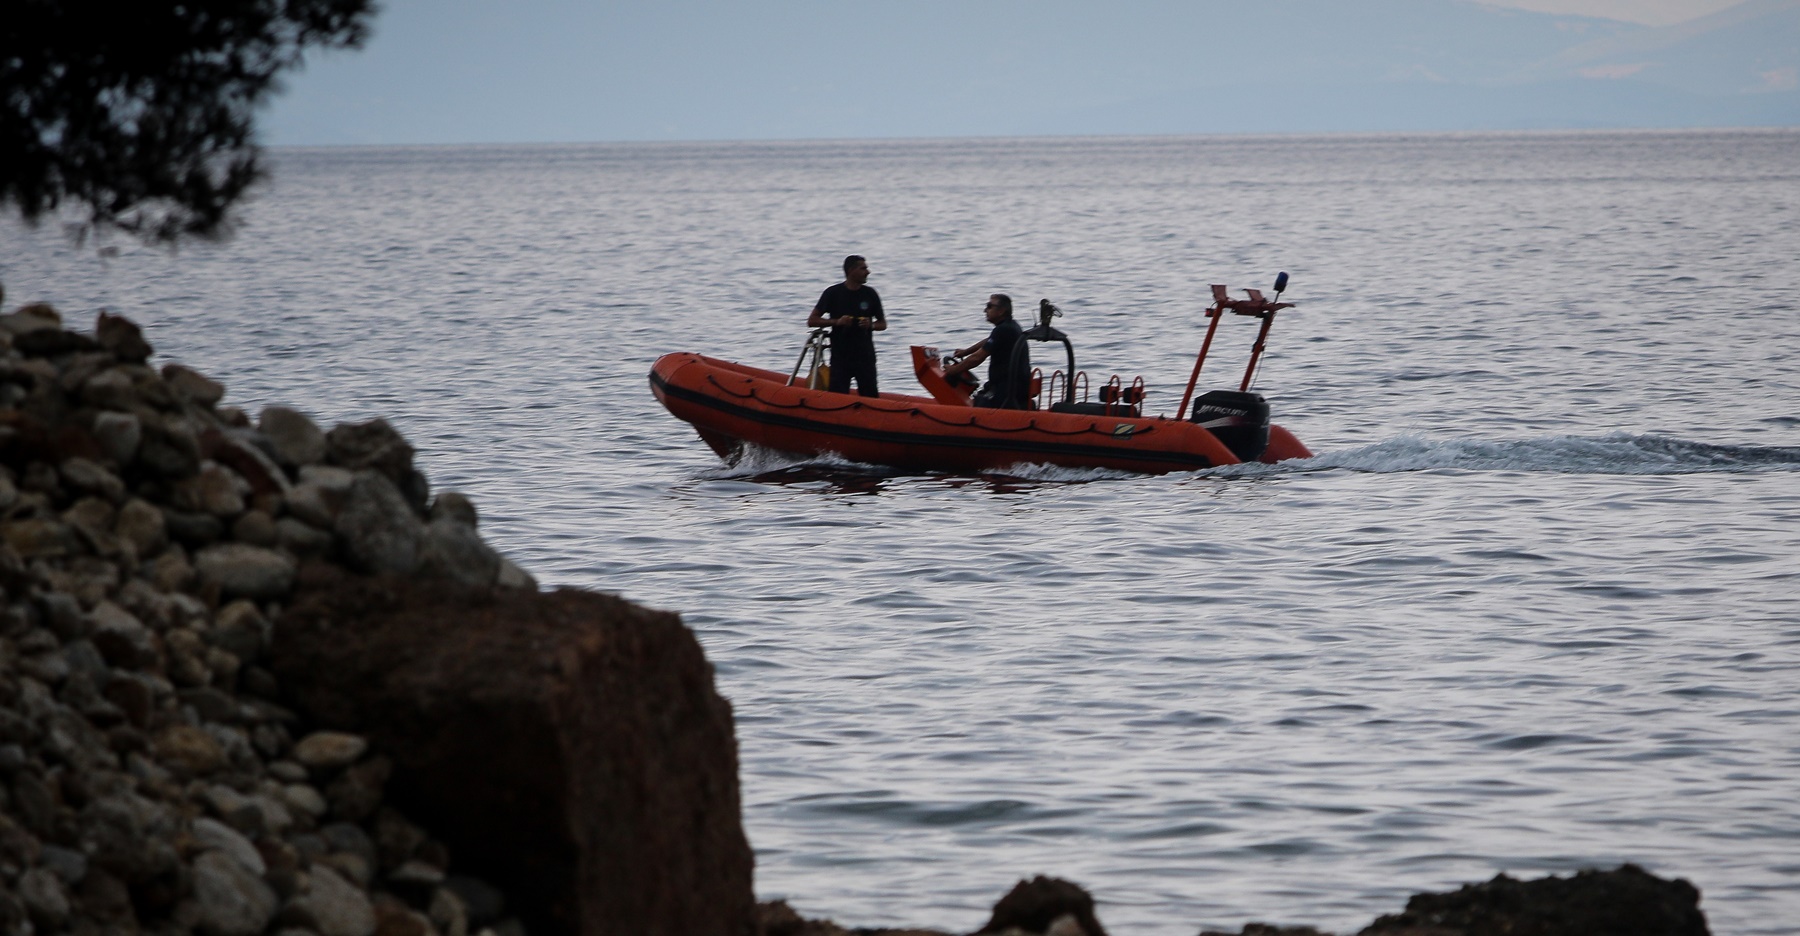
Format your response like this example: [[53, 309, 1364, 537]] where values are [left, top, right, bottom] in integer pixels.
[[2, 302, 1714, 936]]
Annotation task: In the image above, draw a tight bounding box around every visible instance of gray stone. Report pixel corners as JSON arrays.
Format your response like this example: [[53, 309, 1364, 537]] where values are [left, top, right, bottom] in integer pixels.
[[232, 509, 279, 547], [429, 886, 469, 936], [320, 822, 377, 864], [62, 492, 116, 534], [3, 518, 83, 560], [269, 760, 309, 782], [292, 731, 368, 770], [115, 578, 174, 631], [163, 507, 225, 548], [199, 784, 264, 835], [326, 418, 414, 483], [276, 517, 334, 557], [157, 725, 229, 776], [209, 600, 272, 664], [216, 430, 293, 499], [496, 557, 538, 591], [281, 783, 330, 819], [249, 792, 296, 835], [417, 518, 500, 587], [60, 457, 127, 502], [62, 639, 109, 681], [92, 410, 144, 464], [164, 628, 211, 687], [150, 546, 198, 593], [430, 491, 479, 528], [193, 849, 279, 936], [174, 463, 249, 517], [0, 304, 62, 335], [320, 851, 373, 888], [260, 406, 329, 469], [163, 364, 226, 406], [19, 867, 72, 929], [96, 311, 154, 362], [20, 649, 70, 685], [179, 686, 243, 723], [40, 844, 90, 885], [299, 465, 357, 489], [193, 817, 267, 876], [286, 483, 343, 529], [38, 591, 89, 641], [443, 875, 506, 929], [115, 497, 169, 558], [80, 368, 139, 410], [0, 743, 30, 774], [286, 865, 376, 936], [90, 601, 156, 669], [333, 471, 424, 576], [139, 415, 203, 477], [389, 859, 446, 889], [82, 792, 179, 880], [195, 543, 296, 600]]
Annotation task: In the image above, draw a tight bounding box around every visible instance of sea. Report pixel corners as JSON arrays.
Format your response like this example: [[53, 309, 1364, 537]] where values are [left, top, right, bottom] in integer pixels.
[[4, 129, 1798, 935]]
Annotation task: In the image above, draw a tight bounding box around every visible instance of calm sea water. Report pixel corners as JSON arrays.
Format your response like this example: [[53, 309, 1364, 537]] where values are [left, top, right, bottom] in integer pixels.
[[5, 130, 1799, 935]]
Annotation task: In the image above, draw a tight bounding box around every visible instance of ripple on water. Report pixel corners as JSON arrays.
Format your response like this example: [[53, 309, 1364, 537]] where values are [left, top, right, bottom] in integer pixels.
[[6, 130, 1800, 936]]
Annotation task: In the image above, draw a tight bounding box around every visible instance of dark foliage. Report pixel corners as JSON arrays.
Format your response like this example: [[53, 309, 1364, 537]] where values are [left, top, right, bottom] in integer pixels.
[[1, 0, 374, 243]]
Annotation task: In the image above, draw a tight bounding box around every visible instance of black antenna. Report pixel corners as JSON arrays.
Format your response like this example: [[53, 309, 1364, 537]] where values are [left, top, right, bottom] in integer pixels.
[[1273, 271, 1289, 301]]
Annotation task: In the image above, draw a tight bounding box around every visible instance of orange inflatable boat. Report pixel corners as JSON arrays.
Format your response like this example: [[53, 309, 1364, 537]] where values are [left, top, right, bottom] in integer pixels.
[[649, 282, 1313, 475]]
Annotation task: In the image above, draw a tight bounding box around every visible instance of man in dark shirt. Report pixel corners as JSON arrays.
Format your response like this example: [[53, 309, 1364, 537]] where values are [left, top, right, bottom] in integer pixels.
[[943, 293, 1030, 409], [806, 255, 886, 397]]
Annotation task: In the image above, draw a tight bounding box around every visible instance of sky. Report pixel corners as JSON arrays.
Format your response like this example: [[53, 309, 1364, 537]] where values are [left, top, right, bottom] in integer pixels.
[[1486, 0, 1743, 22], [262, 0, 1798, 144]]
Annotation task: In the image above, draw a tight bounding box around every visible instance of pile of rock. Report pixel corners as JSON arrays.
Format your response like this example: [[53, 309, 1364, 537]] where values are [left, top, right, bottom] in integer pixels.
[[0, 300, 1717, 936], [1, 305, 536, 936]]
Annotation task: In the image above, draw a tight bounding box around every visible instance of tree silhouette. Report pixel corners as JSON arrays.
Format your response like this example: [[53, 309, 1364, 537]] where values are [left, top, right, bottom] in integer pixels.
[[2, 0, 375, 244]]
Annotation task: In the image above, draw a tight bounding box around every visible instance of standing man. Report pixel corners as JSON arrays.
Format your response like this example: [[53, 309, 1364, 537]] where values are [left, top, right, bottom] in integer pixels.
[[943, 293, 1029, 409], [807, 255, 886, 397]]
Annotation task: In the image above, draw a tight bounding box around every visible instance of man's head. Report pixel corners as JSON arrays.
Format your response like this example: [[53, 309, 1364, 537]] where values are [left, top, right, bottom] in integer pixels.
[[844, 255, 869, 286], [986, 293, 1012, 323]]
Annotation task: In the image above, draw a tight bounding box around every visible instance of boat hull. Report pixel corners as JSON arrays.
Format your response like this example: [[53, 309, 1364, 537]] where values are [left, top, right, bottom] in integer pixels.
[[650, 352, 1311, 474]]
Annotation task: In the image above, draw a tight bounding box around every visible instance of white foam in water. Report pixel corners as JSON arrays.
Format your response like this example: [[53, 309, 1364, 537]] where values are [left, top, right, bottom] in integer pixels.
[[699, 443, 887, 480], [980, 462, 1140, 483], [701, 433, 1800, 484], [1222, 432, 1800, 477]]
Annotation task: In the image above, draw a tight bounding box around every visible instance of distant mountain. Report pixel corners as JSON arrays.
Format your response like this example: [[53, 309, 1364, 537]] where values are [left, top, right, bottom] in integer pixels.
[[1510, 0, 1800, 96], [995, 0, 1800, 135]]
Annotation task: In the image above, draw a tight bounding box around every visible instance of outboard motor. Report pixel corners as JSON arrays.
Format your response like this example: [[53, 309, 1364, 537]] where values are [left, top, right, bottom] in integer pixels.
[[1190, 389, 1270, 462]]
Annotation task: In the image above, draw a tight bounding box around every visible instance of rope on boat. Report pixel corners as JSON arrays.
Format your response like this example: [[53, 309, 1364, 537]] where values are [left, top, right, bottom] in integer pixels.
[[701, 373, 1159, 438]]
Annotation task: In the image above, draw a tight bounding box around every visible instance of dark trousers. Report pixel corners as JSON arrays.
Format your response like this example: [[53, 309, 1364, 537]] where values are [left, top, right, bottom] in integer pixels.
[[830, 356, 879, 397]]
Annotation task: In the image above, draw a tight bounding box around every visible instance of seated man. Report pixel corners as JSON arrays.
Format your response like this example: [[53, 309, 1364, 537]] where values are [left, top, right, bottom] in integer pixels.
[[943, 293, 1030, 409]]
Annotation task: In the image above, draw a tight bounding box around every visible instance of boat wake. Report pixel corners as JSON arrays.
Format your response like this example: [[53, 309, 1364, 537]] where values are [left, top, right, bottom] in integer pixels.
[[698, 434, 1800, 486], [698, 444, 1139, 486], [1211, 432, 1800, 477]]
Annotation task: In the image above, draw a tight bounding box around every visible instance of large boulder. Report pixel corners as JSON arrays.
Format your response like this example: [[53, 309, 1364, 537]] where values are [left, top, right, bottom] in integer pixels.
[[332, 472, 424, 575], [975, 877, 1108, 936], [1358, 864, 1708, 936], [326, 418, 414, 482], [270, 564, 753, 936], [259, 405, 328, 468]]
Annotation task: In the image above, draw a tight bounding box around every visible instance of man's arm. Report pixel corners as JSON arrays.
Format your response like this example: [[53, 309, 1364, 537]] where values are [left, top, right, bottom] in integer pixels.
[[943, 344, 988, 379], [807, 299, 851, 329]]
